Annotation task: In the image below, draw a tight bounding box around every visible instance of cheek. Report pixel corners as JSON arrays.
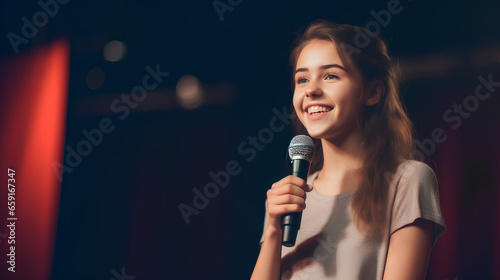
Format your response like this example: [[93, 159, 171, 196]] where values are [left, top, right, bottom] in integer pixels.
[[338, 98, 363, 123], [292, 92, 301, 111], [292, 92, 306, 121], [337, 85, 361, 107]]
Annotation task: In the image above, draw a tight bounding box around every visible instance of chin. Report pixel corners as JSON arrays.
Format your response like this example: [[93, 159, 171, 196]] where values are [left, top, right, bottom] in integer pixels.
[[305, 123, 346, 141], [304, 127, 331, 140]]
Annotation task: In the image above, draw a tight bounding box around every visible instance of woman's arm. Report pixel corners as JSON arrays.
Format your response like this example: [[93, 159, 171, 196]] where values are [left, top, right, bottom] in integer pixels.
[[383, 218, 434, 280], [250, 227, 282, 280], [250, 175, 312, 280]]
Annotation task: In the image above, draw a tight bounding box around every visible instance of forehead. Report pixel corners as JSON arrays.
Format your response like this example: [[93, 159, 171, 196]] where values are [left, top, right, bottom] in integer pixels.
[[296, 39, 344, 70]]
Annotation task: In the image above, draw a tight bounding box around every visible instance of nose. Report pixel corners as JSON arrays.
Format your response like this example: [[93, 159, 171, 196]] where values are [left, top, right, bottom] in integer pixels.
[[305, 85, 323, 97]]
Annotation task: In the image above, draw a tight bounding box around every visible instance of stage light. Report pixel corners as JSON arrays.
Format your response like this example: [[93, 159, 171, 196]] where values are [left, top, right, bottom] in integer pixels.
[[176, 74, 204, 109], [103, 40, 127, 62]]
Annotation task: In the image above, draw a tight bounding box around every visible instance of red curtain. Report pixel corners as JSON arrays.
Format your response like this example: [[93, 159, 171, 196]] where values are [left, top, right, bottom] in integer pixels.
[[428, 135, 461, 279], [0, 39, 69, 280], [495, 130, 500, 280], [427, 82, 500, 279]]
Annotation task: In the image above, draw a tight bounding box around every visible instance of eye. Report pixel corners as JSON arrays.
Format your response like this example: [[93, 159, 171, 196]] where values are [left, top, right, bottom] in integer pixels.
[[325, 74, 339, 80], [297, 77, 309, 84]]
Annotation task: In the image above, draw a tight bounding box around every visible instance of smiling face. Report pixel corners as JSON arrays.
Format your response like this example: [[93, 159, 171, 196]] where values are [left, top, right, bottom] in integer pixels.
[[293, 39, 365, 142]]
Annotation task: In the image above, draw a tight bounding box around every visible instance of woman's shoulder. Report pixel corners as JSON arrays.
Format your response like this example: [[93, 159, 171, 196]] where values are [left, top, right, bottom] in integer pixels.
[[395, 160, 436, 181], [391, 160, 438, 194], [388, 160, 446, 241]]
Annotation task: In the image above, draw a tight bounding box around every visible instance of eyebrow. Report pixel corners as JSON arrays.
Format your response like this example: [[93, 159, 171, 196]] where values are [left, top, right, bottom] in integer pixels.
[[294, 64, 347, 75]]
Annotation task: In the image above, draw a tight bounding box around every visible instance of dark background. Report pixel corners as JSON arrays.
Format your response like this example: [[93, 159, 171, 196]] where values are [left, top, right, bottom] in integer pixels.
[[1, 0, 500, 279]]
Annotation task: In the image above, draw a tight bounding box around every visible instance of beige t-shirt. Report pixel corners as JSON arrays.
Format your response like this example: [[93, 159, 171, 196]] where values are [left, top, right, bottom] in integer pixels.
[[259, 160, 446, 280]]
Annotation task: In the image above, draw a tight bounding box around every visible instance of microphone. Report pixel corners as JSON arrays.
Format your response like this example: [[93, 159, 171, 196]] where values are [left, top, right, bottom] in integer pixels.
[[281, 135, 316, 247]]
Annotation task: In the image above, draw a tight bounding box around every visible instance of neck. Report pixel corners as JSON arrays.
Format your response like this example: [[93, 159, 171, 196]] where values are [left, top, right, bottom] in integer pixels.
[[315, 127, 364, 195]]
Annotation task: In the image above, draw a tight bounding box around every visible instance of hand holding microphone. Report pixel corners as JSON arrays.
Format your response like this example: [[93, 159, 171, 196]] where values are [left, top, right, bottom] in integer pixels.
[[265, 135, 316, 247]]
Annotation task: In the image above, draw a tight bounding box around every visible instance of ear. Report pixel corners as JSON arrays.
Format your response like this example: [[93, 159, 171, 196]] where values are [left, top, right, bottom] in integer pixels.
[[364, 80, 385, 106]]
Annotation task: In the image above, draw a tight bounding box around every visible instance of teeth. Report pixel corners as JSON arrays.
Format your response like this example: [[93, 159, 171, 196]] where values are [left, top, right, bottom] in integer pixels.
[[307, 105, 332, 115]]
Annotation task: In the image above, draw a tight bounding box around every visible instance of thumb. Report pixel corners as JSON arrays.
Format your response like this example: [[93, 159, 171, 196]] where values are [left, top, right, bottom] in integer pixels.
[[307, 184, 314, 192]]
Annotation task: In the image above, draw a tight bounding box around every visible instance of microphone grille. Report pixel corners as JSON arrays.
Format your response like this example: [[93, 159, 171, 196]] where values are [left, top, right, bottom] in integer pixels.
[[288, 135, 315, 162]]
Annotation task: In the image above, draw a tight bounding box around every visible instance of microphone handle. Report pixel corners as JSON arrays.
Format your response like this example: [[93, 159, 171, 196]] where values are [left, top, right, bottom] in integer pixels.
[[281, 158, 310, 247]]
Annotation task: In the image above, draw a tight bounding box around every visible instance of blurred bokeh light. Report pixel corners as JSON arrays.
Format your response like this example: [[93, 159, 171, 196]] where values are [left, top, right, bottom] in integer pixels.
[[103, 40, 126, 62], [176, 74, 204, 109]]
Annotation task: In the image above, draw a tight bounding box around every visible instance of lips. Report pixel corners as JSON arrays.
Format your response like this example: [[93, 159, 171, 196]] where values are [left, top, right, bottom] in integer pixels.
[[303, 104, 333, 121], [305, 105, 333, 115]]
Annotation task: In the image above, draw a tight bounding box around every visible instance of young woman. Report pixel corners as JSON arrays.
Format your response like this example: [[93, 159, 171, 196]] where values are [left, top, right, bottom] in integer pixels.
[[251, 19, 446, 280]]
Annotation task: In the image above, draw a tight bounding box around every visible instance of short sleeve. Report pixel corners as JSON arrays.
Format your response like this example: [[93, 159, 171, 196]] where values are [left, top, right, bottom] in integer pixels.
[[390, 161, 446, 246], [259, 199, 269, 246]]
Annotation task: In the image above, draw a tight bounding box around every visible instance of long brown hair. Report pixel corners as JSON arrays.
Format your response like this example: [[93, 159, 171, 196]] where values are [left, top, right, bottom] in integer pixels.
[[289, 19, 417, 238]]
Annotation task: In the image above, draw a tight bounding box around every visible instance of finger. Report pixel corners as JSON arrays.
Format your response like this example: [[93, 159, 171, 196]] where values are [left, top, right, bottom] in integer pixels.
[[268, 203, 305, 216], [274, 175, 310, 192], [276, 204, 305, 214], [274, 175, 308, 190], [267, 192, 305, 208], [271, 194, 305, 206], [267, 191, 305, 206], [269, 183, 306, 198], [285, 175, 310, 192]]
